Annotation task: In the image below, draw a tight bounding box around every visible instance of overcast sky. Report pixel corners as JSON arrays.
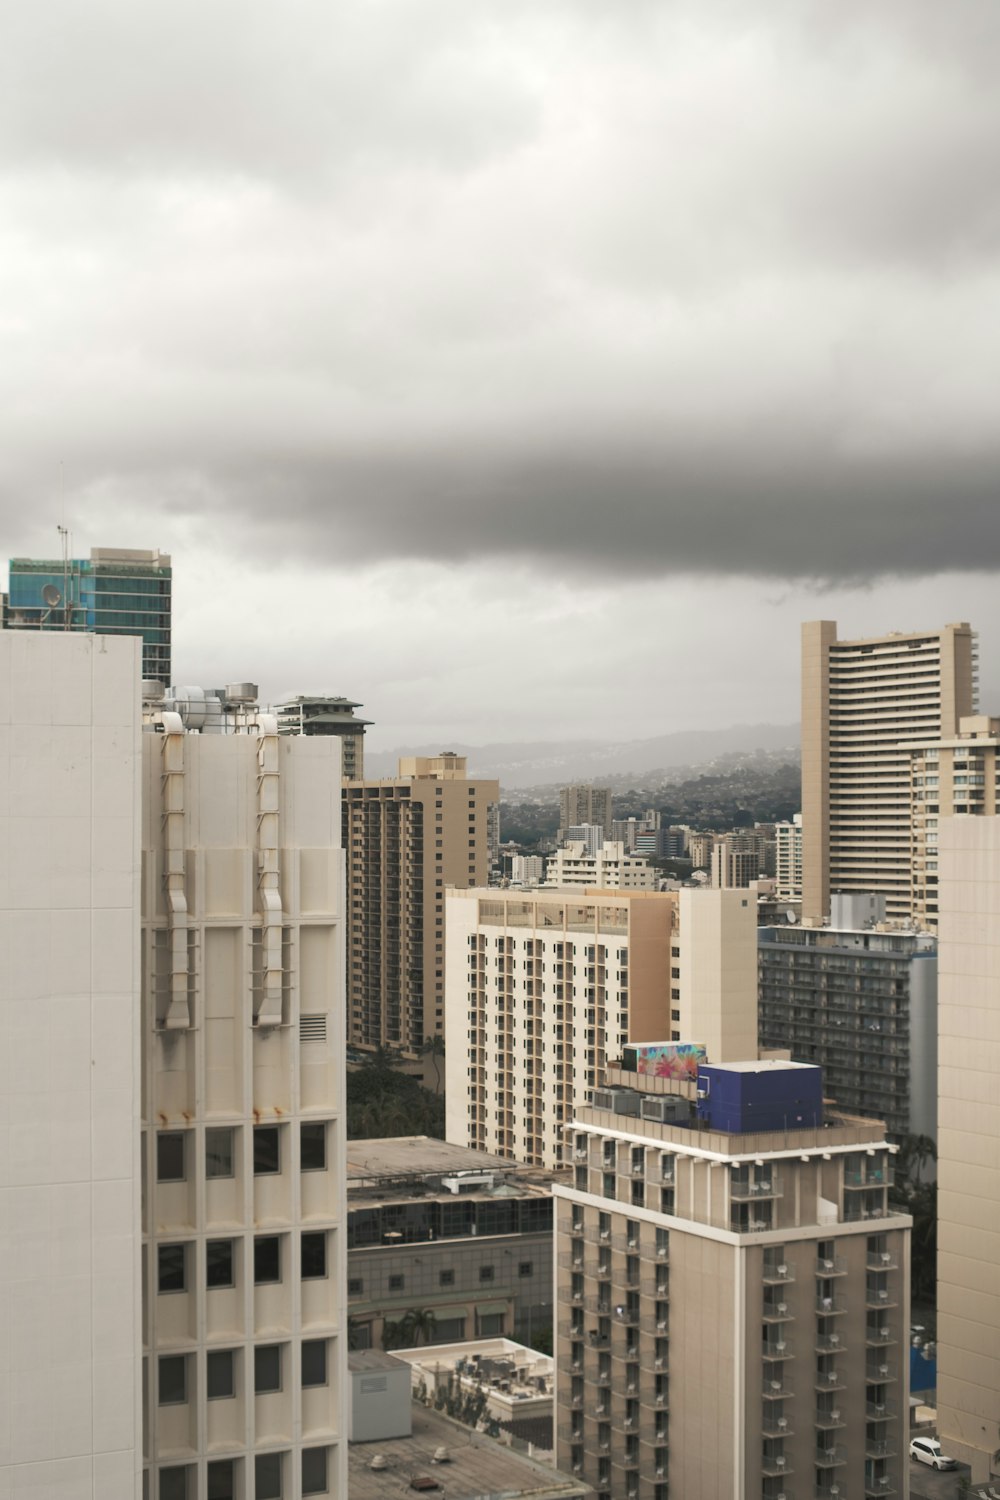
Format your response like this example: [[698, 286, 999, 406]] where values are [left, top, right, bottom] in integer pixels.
[[3, 0, 999, 749]]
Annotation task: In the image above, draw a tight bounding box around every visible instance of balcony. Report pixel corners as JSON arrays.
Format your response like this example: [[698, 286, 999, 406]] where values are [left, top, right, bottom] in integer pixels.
[[814, 1444, 847, 1468], [867, 1248, 899, 1272], [816, 1332, 846, 1355], [815, 1369, 845, 1392], [865, 1286, 897, 1310], [731, 1175, 783, 1201], [815, 1294, 847, 1316], [865, 1438, 897, 1460], [864, 1480, 896, 1498], [815, 1256, 847, 1278], [556, 1423, 583, 1446], [763, 1260, 796, 1286], [763, 1379, 791, 1400], [763, 1299, 794, 1323], [762, 1411, 793, 1439], [865, 1359, 896, 1383], [763, 1340, 793, 1361], [865, 1324, 896, 1348], [865, 1399, 897, 1422], [761, 1453, 792, 1479], [814, 1407, 845, 1431]]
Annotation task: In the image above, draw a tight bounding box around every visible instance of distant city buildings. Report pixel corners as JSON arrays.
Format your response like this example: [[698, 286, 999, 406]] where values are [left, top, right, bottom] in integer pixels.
[[801, 620, 977, 924], [555, 1057, 910, 1499], [559, 785, 613, 838], [4, 544, 172, 683], [758, 892, 937, 1139], [344, 754, 499, 1050], [510, 853, 546, 886]]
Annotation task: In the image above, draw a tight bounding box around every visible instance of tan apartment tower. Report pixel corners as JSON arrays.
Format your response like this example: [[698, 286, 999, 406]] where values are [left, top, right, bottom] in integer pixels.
[[445, 886, 758, 1170], [555, 1060, 911, 1500], [904, 715, 1000, 932], [344, 755, 499, 1051], [142, 702, 347, 1500], [801, 620, 976, 924], [936, 815, 1000, 1481], [560, 785, 613, 838]]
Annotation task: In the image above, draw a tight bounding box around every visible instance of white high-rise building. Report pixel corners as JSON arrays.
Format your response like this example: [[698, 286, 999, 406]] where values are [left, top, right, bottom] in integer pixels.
[[445, 887, 759, 1170], [0, 632, 144, 1499], [0, 635, 349, 1500], [141, 700, 347, 1500], [544, 841, 657, 890], [774, 813, 803, 901]]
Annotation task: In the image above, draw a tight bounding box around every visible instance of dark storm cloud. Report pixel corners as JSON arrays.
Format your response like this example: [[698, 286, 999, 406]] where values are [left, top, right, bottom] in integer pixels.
[[2, 0, 1000, 586]]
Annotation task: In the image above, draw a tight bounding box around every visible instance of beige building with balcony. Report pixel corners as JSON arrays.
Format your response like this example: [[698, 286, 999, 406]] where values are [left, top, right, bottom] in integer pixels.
[[141, 704, 346, 1500], [904, 715, 1000, 932], [343, 755, 499, 1051], [801, 620, 977, 924], [555, 1061, 911, 1500], [445, 887, 758, 1170], [936, 815, 1000, 1482]]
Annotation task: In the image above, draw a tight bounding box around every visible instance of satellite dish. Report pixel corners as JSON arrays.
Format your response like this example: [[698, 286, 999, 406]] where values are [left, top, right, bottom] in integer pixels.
[[42, 584, 62, 607]]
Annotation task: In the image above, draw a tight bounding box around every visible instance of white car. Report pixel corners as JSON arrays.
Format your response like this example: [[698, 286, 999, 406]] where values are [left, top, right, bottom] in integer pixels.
[[909, 1436, 958, 1471]]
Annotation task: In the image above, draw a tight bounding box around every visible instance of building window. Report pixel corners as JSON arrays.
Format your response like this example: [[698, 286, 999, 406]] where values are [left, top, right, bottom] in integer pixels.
[[348, 1278, 364, 1297], [254, 1236, 281, 1284], [302, 1340, 328, 1388], [207, 1239, 235, 1289], [157, 1243, 187, 1294], [254, 1126, 280, 1175], [479, 1266, 494, 1283], [157, 1132, 186, 1183], [207, 1459, 236, 1500], [519, 1261, 533, 1278], [206, 1349, 235, 1400], [158, 1354, 187, 1405], [160, 1468, 193, 1500], [255, 1344, 282, 1394], [301, 1122, 327, 1171], [301, 1233, 327, 1280], [206, 1127, 234, 1179], [255, 1453, 283, 1500], [302, 1448, 328, 1497], [388, 1274, 405, 1292], [439, 1270, 455, 1287]]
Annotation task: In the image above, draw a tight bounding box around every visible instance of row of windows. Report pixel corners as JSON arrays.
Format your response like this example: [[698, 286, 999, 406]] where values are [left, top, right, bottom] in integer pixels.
[[348, 1262, 532, 1297], [157, 1234, 328, 1292], [154, 1446, 328, 1500], [158, 1339, 328, 1403], [157, 1123, 327, 1183]]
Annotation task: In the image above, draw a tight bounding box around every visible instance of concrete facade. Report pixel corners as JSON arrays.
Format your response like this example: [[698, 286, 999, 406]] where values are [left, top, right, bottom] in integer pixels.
[[674, 887, 758, 1062], [555, 1067, 912, 1500], [775, 815, 803, 902], [141, 707, 347, 1500], [0, 633, 144, 1499], [343, 755, 499, 1051], [801, 620, 976, 924], [936, 816, 1000, 1482]]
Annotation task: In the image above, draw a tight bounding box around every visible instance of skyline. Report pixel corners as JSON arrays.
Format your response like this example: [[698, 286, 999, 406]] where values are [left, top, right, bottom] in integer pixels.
[[4, 1, 1000, 747]]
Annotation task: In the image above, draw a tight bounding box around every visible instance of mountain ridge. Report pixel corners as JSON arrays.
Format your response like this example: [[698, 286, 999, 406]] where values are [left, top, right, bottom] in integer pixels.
[[363, 722, 800, 790]]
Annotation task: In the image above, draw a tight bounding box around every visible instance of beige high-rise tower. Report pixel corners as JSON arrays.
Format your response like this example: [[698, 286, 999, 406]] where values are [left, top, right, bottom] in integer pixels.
[[936, 815, 1000, 1482], [801, 620, 976, 924], [343, 755, 499, 1050]]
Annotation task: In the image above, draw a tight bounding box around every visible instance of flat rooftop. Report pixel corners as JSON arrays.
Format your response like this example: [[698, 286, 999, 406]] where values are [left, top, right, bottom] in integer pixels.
[[346, 1136, 556, 1204], [347, 1404, 590, 1500]]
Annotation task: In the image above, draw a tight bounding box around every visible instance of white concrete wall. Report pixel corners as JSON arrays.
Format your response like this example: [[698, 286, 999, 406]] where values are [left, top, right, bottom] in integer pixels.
[[677, 887, 758, 1063], [0, 633, 143, 1500]]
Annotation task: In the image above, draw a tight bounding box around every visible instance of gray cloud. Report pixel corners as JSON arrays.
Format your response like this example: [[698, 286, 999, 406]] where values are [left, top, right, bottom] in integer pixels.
[[2, 0, 1000, 588]]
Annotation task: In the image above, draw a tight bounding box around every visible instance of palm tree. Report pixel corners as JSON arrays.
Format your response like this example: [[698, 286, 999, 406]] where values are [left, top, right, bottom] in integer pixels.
[[398, 1307, 438, 1347], [419, 1035, 446, 1095]]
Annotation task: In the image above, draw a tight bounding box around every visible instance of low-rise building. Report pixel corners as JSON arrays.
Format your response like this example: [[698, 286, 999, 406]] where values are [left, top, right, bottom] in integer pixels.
[[345, 1138, 554, 1353], [544, 841, 657, 890]]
